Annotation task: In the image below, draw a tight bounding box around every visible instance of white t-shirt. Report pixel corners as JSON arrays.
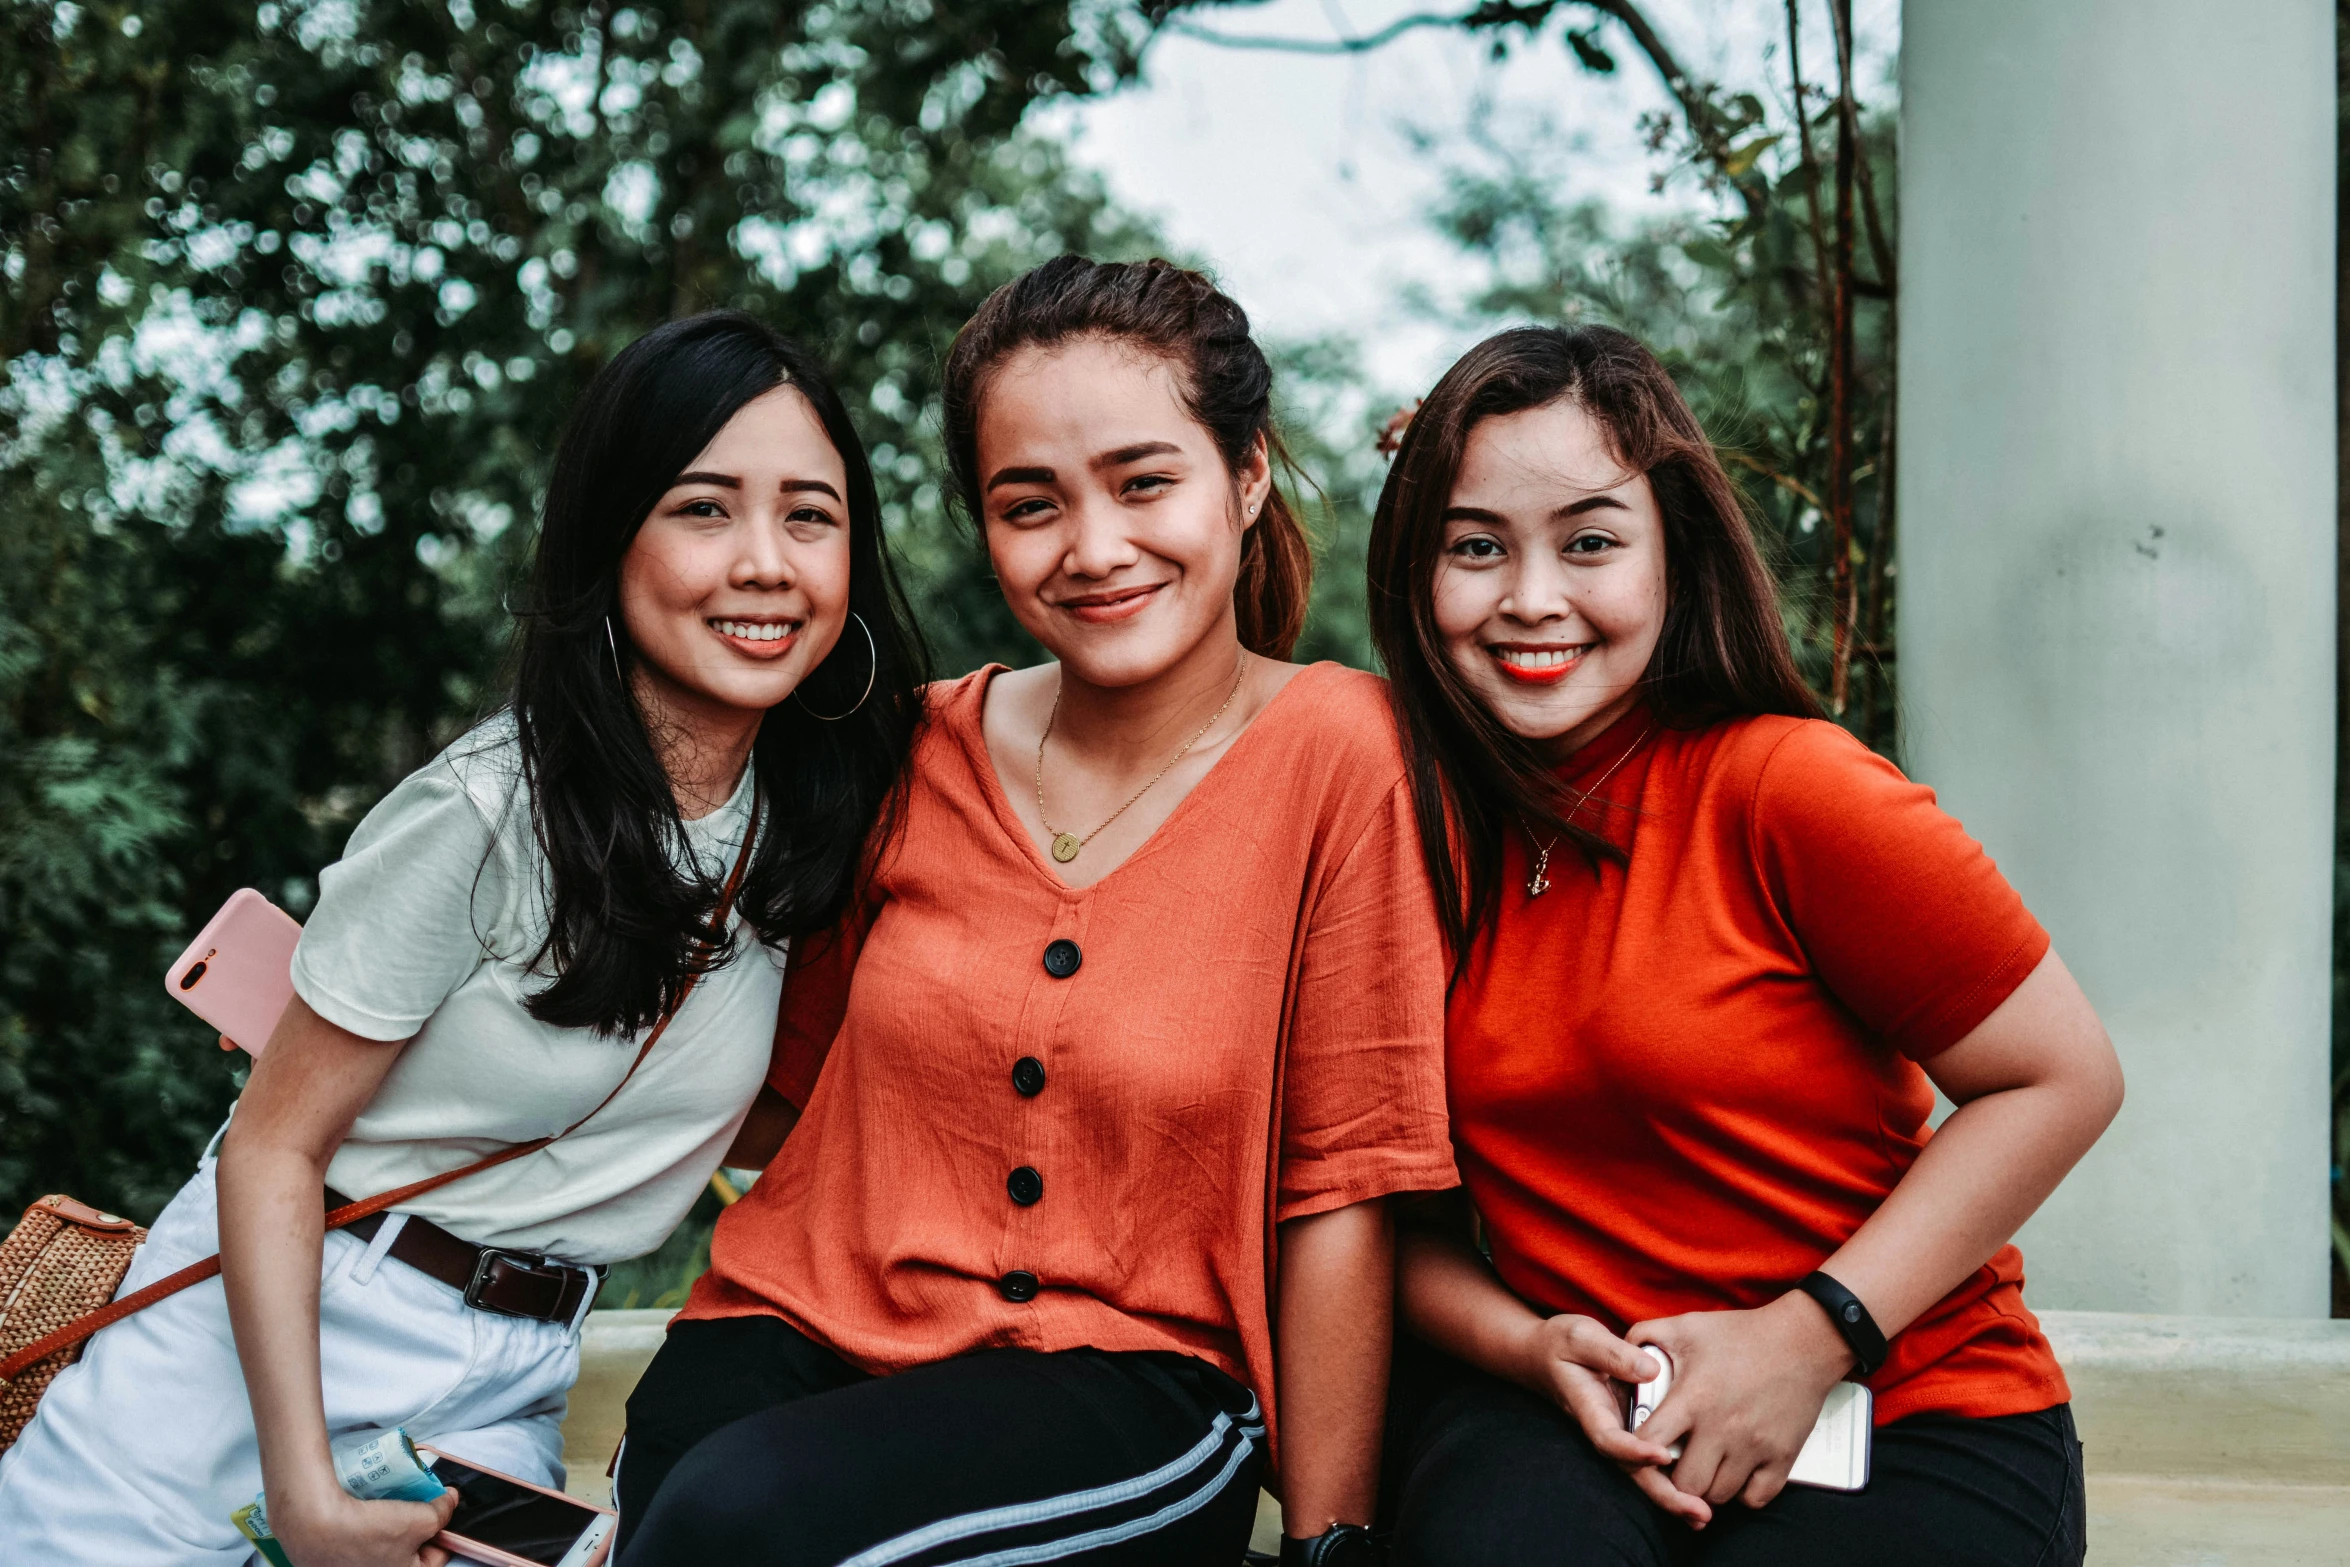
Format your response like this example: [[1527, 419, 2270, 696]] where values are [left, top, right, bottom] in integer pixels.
[[292, 714, 782, 1266]]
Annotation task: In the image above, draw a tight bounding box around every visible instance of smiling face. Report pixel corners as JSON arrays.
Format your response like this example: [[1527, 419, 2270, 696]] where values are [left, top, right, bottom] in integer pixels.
[[617, 383, 852, 735], [1432, 397, 1668, 760], [975, 336, 1270, 690]]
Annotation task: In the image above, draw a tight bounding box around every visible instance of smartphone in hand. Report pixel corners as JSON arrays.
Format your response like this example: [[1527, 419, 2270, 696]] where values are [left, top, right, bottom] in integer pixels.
[[1624, 1347, 1873, 1492], [165, 889, 301, 1056], [413, 1447, 616, 1567]]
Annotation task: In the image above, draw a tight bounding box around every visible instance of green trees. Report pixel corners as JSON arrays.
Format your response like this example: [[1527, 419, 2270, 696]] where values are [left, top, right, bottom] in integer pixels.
[[0, 0, 1155, 1217]]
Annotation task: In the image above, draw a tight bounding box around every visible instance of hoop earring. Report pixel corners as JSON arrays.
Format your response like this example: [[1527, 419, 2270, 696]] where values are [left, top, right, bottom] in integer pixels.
[[795, 612, 877, 722]]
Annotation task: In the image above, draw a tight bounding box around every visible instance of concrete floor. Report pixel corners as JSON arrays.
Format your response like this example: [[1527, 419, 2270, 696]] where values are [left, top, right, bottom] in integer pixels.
[[2084, 1477, 2350, 1567], [566, 1309, 2350, 1562]]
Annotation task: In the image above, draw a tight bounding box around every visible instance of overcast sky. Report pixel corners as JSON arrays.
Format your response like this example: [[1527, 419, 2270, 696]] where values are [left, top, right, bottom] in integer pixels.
[[1058, 0, 1898, 398]]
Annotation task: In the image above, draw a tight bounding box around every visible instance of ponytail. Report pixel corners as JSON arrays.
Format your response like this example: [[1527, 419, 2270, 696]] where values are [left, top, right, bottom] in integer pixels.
[[941, 256, 1312, 659]]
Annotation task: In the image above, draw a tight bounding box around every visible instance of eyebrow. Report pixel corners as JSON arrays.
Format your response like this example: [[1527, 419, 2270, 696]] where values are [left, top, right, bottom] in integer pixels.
[[670, 472, 843, 502], [1439, 494, 1630, 525], [1561, 494, 1629, 517], [984, 441, 1188, 494], [986, 465, 1057, 493], [1096, 440, 1183, 469]]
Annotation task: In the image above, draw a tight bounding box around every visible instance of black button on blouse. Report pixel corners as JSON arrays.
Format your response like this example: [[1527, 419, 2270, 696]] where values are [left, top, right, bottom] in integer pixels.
[[1012, 1057, 1047, 1097], [1042, 939, 1082, 978], [998, 1269, 1040, 1303], [1007, 1166, 1044, 1206]]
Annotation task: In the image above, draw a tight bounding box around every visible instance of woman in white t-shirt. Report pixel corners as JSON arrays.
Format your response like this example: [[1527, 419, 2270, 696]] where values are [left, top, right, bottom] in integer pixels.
[[0, 312, 927, 1567]]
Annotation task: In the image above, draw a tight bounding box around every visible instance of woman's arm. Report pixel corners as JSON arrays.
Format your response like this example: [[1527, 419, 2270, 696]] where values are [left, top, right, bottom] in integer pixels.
[[1395, 1196, 1708, 1525], [722, 1085, 801, 1169], [1272, 1198, 1394, 1539], [216, 995, 458, 1567], [1631, 951, 2123, 1510]]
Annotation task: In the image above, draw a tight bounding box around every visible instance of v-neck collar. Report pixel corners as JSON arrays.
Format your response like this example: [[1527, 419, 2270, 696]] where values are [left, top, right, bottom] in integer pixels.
[[953, 660, 1338, 899]]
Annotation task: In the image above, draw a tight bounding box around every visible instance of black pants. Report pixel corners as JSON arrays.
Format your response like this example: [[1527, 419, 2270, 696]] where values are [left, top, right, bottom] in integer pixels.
[[616, 1315, 1267, 1566], [1381, 1340, 2086, 1567]]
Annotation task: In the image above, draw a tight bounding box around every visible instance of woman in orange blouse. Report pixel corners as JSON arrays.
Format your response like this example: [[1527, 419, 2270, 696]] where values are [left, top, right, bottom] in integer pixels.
[[615, 259, 1457, 1567], [1367, 327, 2123, 1565]]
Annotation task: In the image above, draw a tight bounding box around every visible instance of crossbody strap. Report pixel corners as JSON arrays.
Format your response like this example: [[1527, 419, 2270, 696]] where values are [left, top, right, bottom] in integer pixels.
[[0, 781, 762, 1385]]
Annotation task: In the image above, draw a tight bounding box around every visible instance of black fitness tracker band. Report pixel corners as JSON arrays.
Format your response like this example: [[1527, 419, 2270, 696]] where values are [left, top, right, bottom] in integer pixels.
[[1796, 1270, 1889, 1375], [1280, 1524, 1382, 1566]]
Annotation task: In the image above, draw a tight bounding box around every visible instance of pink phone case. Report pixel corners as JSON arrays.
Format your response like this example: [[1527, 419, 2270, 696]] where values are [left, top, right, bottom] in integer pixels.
[[164, 889, 302, 1056], [414, 1446, 616, 1567]]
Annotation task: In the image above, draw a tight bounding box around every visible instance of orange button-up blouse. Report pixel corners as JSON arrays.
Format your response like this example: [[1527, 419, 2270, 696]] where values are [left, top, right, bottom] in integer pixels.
[[680, 663, 1459, 1448]]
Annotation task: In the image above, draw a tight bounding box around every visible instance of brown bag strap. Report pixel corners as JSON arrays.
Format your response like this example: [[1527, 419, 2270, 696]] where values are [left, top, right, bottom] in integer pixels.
[[0, 784, 762, 1385]]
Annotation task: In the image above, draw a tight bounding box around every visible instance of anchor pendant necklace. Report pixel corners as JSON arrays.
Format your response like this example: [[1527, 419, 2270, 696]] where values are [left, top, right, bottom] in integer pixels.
[[1036, 653, 1249, 865], [1524, 723, 1655, 898]]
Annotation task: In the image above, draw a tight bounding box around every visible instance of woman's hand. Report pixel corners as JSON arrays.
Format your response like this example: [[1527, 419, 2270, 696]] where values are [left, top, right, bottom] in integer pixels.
[[1628, 1293, 1855, 1509], [270, 1483, 459, 1567], [1499, 1312, 1711, 1528]]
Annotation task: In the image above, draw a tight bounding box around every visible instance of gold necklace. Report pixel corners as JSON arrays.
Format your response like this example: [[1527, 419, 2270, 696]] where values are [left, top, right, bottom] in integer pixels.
[[1525, 723, 1656, 897], [1036, 653, 1249, 865]]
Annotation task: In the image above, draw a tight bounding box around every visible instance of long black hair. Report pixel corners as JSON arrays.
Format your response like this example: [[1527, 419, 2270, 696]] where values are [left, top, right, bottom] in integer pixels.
[[1367, 325, 1818, 973], [511, 311, 926, 1036]]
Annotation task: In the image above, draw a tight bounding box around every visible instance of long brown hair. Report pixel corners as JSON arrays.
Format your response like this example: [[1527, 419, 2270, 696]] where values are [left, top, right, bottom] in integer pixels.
[[1367, 324, 1818, 969], [941, 256, 1314, 659]]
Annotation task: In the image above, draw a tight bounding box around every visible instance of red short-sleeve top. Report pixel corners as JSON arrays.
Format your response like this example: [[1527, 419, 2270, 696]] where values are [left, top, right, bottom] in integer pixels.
[[1447, 706, 2070, 1425], [682, 663, 1459, 1447]]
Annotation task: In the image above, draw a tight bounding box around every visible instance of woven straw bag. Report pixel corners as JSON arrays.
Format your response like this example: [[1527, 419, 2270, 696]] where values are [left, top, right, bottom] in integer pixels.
[[0, 1195, 145, 1449]]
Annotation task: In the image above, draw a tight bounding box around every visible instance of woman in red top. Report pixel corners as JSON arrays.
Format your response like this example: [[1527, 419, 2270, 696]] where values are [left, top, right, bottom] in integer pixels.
[[1366, 326, 2124, 1566]]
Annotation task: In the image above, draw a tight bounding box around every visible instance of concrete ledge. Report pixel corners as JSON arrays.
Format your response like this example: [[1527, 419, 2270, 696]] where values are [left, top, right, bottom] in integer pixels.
[[564, 1309, 671, 1505], [567, 1308, 2350, 1560], [2040, 1310, 2350, 1487]]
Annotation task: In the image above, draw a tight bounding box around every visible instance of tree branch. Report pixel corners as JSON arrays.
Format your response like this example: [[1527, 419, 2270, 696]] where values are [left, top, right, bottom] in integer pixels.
[[1725, 451, 1825, 513], [1823, 0, 1895, 294], [1784, 0, 1832, 315], [1165, 10, 1483, 55], [1167, 2, 1763, 227]]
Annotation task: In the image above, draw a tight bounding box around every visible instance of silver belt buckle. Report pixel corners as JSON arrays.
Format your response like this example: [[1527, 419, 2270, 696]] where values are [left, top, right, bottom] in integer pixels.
[[465, 1246, 572, 1318]]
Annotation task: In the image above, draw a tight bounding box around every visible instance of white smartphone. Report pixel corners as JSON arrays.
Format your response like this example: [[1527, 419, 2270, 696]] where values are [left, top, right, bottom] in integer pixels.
[[413, 1447, 615, 1567], [1625, 1347, 1873, 1492], [165, 889, 302, 1056]]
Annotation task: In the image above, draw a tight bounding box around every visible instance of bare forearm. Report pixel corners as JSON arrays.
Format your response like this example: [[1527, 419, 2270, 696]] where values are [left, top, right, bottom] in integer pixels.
[[216, 1132, 338, 1502], [1274, 1201, 1394, 1536], [1820, 1080, 2109, 1337], [216, 996, 412, 1510], [1395, 1222, 1546, 1388]]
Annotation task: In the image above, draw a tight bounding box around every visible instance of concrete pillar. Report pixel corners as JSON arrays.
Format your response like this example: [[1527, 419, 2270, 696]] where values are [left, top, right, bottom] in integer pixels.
[[1898, 1, 2335, 1315]]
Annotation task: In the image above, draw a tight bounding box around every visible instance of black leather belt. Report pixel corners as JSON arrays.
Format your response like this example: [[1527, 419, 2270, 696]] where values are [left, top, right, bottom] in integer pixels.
[[326, 1188, 601, 1324]]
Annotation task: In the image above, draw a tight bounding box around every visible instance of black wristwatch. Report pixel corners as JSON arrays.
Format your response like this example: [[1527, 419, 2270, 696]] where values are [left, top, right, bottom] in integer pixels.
[[1795, 1269, 1889, 1376], [1280, 1523, 1383, 1566]]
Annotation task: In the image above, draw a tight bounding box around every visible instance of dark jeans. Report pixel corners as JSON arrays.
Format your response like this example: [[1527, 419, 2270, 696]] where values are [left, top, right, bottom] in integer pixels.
[[1382, 1339, 2086, 1567], [615, 1314, 1266, 1567]]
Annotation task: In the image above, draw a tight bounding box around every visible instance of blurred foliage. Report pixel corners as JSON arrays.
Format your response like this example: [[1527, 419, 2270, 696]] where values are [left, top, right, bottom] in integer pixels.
[[0, 0, 1170, 1220]]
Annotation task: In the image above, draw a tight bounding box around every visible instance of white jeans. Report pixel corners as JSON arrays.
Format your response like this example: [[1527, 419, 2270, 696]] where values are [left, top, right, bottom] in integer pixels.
[[0, 1157, 580, 1565]]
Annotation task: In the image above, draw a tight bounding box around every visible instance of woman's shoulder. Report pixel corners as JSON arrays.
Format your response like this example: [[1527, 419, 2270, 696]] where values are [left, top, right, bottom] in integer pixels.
[[344, 713, 526, 855], [1678, 712, 1921, 836], [919, 667, 997, 716], [1245, 662, 1408, 790], [426, 712, 530, 822]]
